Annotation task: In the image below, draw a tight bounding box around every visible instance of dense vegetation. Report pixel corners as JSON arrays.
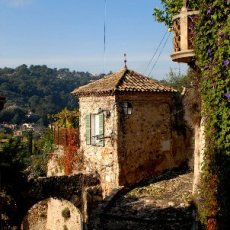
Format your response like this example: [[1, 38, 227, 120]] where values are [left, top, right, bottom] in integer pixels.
[[0, 65, 102, 125], [154, 0, 230, 229], [153, 0, 199, 27], [0, 127, 55, 228], [195, 1, 230, 228]]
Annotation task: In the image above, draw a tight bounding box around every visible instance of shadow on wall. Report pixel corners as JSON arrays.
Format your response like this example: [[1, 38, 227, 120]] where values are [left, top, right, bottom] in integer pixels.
[[21, 198, 83, 230]]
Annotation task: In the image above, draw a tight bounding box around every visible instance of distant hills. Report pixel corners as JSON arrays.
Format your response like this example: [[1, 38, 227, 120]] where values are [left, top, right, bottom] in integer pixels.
[[0, 64, 103, 125]]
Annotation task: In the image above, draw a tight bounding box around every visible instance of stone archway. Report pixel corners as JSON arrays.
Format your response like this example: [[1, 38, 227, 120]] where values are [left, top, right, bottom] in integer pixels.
[[21, 198, 83, 230]]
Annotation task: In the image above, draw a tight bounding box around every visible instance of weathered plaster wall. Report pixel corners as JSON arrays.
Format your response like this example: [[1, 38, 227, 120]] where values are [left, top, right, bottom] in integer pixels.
[[46, 198, 82, 230], [192, 120, 205, 194], [79, 96, 119, 196], [116, 93, 177, 185]]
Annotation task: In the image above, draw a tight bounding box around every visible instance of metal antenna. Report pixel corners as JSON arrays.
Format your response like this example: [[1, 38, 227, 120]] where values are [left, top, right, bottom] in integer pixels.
[[124, 53, 127, 68], [103, 0, 107, 73]]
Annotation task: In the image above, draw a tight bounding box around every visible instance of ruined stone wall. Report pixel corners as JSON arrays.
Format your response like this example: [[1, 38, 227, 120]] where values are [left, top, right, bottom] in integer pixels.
[[21, 200, 48, 230], [46, 199, 82, 230], [79, 96, 119, 196], [116, 93, 189, 185], [47, 146, 65, 177]]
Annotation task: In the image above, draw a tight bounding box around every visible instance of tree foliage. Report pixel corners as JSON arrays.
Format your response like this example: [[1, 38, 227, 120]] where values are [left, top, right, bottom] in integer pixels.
[[0, 65, 101, 125], [0, 128, 54, 179], [52, 107, 79, 128], [161, 68, 192, 92], [153, 0, 199, 27], [154, 0, 230, 228], [194, 1, 230, 228], [0, 128, 55, 228]]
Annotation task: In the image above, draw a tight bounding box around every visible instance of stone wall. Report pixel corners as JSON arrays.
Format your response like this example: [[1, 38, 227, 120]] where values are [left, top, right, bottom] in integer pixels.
[[79, 96, 119, 196], [20, 173, 101, 229], [22, 199, 83, 230], [79, 93, 192, 193], [116, 93, 179, 185], [47, 146, 65, 177], [21, 200, 48, 230]]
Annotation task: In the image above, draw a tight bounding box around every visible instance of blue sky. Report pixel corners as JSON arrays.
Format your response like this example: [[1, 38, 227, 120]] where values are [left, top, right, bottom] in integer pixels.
[[0, 0, 187, 80]]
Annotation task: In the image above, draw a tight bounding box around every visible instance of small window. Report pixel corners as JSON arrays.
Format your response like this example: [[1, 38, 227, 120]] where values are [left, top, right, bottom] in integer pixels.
[[122, 102, 133, 115], [85, 113, 104, 146]]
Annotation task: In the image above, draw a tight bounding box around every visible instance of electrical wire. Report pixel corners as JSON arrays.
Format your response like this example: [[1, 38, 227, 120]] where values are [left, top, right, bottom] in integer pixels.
[[144, 30, 168, 75], [148, 32, 171, 77]]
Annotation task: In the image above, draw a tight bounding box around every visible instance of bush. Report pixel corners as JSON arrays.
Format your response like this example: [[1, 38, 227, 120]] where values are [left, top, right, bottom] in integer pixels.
[[62, 207, 71, 220]]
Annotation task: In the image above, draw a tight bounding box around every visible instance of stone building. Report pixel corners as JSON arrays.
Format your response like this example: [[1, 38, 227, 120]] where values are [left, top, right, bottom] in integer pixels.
[[72, 67, 192, 196]]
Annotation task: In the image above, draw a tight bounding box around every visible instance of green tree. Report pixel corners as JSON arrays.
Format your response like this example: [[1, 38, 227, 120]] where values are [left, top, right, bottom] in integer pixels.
[[162, 68, 192, 92], [0, 65, 102, 125], [52, 108, 79, 128], [30, 128, 54, 177], [153, 0, 199, 27]]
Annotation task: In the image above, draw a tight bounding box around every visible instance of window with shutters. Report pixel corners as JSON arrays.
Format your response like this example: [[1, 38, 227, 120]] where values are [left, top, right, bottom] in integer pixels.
[[85, 113, 104, 146]]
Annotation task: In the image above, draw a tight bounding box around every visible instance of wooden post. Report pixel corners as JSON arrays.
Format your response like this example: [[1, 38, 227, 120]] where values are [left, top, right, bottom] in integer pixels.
[[180, 6, 189, 51]]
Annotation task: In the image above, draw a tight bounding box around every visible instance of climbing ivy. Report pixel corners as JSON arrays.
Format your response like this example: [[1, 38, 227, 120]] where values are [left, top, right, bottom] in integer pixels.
[[154, 0, 230, 228], [195, 0, 230, 228], [153, 0, 199, 27]]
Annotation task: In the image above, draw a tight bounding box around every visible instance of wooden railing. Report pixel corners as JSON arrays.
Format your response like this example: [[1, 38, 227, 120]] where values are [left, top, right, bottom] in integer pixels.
[[171, 6, 199, 63]]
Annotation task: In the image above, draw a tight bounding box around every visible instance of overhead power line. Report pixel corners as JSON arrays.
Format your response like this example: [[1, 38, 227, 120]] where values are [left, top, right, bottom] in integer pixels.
[[144, 30, 168, 75], [144, 29, 171, 77], [147, 32, 170, 77]]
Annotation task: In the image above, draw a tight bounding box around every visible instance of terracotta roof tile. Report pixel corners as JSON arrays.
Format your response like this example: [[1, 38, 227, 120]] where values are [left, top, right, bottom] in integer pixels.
[[72, 68, 177, 96]]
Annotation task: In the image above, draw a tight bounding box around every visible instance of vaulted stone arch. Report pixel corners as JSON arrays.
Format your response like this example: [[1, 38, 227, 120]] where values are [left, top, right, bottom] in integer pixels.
[[8, 173, 101, 229], [21, 198, 83, 230]]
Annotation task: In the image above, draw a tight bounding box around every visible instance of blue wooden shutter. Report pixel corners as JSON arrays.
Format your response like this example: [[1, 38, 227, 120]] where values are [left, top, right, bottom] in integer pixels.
[[98, 113, 104, 146], [85, 114, 91, 145]]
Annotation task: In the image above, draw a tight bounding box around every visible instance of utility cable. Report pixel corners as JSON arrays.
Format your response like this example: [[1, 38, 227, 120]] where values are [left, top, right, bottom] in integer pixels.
[[148, 32, 171, 77], [144, 30, 168, 75]]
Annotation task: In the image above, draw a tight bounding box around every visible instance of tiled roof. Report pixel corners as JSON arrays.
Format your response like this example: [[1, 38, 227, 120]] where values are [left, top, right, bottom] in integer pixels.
[[72, 68, 177, 96]]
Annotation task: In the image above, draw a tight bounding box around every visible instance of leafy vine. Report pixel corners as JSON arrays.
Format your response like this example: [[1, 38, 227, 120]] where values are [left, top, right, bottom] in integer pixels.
[[195, 0, 230, 228], [154, 0, 230, 228]]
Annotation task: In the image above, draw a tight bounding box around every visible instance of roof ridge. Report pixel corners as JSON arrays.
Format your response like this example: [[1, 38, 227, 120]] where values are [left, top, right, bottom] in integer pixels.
[[114, 68, 128, 91], [72, 67, 177, 96], [130, 69, 176, 90]]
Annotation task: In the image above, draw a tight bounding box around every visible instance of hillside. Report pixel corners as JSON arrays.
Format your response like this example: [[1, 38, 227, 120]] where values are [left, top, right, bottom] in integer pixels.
[[0, 65, 103, 125]]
